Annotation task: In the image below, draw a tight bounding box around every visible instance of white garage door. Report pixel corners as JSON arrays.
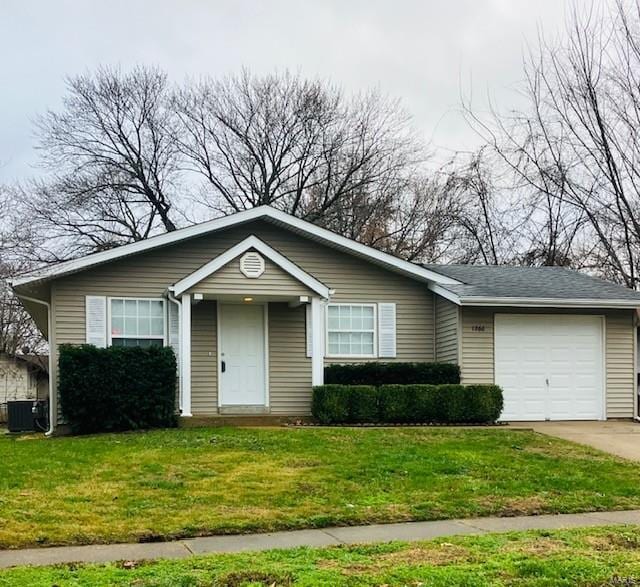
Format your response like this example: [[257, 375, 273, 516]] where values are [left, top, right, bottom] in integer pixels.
[[495, 314, 604, 421]]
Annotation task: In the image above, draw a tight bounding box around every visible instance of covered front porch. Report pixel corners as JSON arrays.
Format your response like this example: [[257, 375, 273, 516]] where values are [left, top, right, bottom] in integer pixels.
[[167, 235, 331, 417]]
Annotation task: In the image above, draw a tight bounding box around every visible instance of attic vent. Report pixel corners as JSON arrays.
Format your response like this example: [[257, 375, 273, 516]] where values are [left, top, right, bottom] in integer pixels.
[[239, 251, 265, 278]]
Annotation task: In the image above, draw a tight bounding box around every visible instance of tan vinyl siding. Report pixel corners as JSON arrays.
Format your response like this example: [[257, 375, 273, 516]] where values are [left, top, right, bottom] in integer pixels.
[[605, 311, 636, 418], [460, 307, 637, 418], [188, 255, 312, 297], [460, 307, 494, 384], [50, 219, 436, 418], [191, 301, 218, 414], [268, 303, 312, 415], [435, 296, 459, 363]]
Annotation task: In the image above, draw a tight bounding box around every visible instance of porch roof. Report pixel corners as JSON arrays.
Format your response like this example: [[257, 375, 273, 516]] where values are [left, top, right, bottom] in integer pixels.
[[170, 235, 332, 299]]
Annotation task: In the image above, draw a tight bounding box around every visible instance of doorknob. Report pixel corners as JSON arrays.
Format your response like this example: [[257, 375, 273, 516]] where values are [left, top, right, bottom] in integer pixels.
[[221, 360, 226, 373]]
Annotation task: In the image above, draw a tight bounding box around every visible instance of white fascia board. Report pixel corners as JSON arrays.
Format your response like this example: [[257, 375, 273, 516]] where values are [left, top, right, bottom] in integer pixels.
[[429, 284, 462, 305], [458, 296, 640, 309], [11, 206, 461, 287], [172, 234, 331, 298]]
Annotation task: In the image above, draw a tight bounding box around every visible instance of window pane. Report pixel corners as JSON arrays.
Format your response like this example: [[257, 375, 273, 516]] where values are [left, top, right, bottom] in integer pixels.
[[362, 306, 375, 330], [138, 300, 150, 319], [138, 316, 150, 336], [362, 332, 374, 354], [151, 317, 164, 337], [111, 299, 124, 316], [150, 301, 163, 317], [328, 332, 340, 355], [123, 315, 137, 336], [111, 316, 124, 337], [339, 306, 351, 330], [125, 300, 138, 317]]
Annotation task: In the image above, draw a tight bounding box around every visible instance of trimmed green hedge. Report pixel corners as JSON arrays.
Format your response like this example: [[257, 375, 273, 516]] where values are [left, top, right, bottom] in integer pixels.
[[324, 362, 460, 386], [312, 383, 503, 424], [59, 344, 178, 434]]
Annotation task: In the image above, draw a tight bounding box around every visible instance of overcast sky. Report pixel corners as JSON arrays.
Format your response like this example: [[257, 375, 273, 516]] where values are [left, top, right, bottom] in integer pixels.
[[0, 0, 573, 182]]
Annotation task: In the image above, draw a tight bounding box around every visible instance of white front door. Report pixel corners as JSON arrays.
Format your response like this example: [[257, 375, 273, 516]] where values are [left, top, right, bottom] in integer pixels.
[[495, 314, 604, 421], [219, 303, 267, 406]]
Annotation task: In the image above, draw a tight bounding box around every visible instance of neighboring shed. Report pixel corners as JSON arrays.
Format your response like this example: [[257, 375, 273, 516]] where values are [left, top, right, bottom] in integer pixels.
[[0, 352, 49, 423]]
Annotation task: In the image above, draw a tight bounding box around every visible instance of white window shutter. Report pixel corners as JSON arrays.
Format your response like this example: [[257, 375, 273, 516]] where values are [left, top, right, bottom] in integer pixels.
[[306, 303, 312, 357], [378, 303, 396, 358], [168, 301, 180, 364], [85, 296, 107, 348]]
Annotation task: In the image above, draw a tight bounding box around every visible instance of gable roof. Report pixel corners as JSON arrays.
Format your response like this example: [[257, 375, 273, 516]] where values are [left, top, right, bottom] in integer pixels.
[[426, 264, 640, 308], [10, 206, 460, 288], [171, 235, 331, 298]]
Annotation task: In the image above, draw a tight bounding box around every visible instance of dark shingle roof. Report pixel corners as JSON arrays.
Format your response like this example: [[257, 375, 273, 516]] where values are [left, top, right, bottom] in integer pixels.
[[423, 264, 640, 303]]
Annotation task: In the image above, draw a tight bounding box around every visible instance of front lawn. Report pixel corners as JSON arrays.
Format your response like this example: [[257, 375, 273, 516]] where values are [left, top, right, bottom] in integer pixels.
[[1, 426, 640, 549], [2, 526, 640, 586]]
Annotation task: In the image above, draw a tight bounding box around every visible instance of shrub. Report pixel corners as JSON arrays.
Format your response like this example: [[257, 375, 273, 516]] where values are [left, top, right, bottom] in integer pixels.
[[312, 384, 379, 424], [313, 383, 503, 424], [59, 344, 178, 434], [311, 384, 350, 425], [324, 362, 460, 386]]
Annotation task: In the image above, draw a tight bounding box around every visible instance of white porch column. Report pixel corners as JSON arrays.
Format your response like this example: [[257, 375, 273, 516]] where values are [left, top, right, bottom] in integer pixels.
[[311, 296, 324, 386], [180, 293, 192, 416]]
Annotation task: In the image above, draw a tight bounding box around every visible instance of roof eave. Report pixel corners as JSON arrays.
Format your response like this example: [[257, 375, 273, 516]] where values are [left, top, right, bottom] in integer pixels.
[[458, 296, 640, 309]]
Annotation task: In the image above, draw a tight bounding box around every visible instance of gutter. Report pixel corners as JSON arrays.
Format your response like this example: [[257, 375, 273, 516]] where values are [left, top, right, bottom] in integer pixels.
[[457, 297, 640, 309], [429, 284, 640, 310], [13, 293, 55, 436]]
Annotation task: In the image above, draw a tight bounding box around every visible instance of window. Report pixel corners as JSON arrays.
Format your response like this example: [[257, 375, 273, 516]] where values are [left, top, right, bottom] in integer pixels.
[[110, 298, 165, 348], [326, 304, 376, 357]]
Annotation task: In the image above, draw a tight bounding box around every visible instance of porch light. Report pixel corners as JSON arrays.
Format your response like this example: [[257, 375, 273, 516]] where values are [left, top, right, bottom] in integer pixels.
[[243, 297, 253, 303]]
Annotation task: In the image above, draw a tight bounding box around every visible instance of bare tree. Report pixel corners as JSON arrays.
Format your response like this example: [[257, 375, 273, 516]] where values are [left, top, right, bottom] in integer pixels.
[[465, 0, 640, 285], [0, 188, 44, 354], [174, 70, 421, 223], [20, 65, 183, 260]]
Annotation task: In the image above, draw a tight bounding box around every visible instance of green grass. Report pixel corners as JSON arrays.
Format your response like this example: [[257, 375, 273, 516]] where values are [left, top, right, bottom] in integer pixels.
[[1, 426, 640, 549], [2, 526, 640, 586]]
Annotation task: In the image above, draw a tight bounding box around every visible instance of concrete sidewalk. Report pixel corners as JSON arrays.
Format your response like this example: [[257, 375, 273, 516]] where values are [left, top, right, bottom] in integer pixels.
[[2, 509, 640, 569]]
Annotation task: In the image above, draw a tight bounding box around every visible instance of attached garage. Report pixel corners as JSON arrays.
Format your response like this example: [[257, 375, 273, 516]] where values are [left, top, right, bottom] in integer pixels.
[[495, 314, 605, 421], [427, 265, 639, 422]]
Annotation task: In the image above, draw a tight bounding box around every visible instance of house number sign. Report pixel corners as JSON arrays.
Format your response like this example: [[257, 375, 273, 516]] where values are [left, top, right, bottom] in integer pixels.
[[471, 325, 486, 332]]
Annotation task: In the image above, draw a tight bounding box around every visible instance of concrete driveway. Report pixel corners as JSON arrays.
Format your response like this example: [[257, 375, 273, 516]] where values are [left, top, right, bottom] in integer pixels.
[[518, 421, 640, 461]]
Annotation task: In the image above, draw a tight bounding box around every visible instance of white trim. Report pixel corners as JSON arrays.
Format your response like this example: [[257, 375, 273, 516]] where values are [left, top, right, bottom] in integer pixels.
[[311, 297, 324, 386], [217, 301, 269, 407], [325, 302, 377, 359], [216, 301, 221, 410], [264, 302, 270, 407], [634, 312, 639, 420], [429, 284, 640, 310], [11, 206, 460, 287], [181, 293, 192, 417], [106, 297, 167, 346], [430, 284, 462, 305], [172, 235, 331, 298], [167, 291, 182, 413], [460, 297, 640, 309], [601, 314, 607, 422]]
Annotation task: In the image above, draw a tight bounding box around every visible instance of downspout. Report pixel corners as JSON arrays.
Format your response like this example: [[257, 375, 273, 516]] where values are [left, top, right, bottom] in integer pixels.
[[15, 294, 55, 436], [167, 289, 183, 413]]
